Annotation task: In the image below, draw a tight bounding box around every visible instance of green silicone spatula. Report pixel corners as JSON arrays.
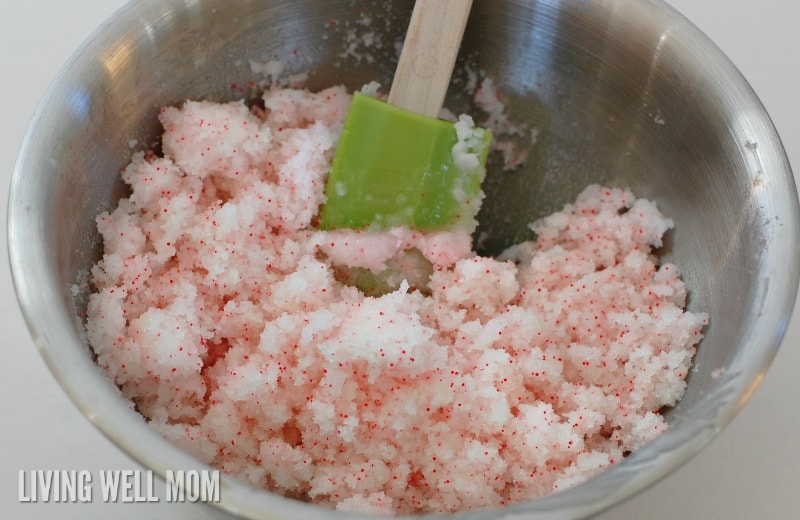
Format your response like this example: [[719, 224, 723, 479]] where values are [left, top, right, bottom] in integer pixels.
[[318, 0, 492, 231]]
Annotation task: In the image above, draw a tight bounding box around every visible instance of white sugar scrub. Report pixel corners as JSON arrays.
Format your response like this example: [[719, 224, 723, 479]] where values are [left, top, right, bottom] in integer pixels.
[[85, 84, 708, 515]]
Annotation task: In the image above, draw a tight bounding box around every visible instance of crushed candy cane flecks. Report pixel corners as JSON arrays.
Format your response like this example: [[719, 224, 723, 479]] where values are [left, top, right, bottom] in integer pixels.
[[86, 85, 708, 515]]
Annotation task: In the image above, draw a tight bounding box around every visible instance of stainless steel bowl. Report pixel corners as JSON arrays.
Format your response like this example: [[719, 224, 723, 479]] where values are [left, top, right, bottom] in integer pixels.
[[8, 0, 800, 518]]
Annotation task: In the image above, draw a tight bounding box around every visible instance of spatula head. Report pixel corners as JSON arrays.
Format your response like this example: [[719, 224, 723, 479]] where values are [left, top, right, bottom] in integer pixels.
[[319, 93, 491, 231]]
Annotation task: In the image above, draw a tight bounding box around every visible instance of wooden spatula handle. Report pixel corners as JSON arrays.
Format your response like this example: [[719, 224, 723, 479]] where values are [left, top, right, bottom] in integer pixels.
[[387, 0, 474, 118]]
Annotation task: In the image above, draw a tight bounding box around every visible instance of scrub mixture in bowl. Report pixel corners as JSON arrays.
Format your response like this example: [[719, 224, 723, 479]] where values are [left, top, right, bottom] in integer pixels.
[[85, 84, 708, 514]]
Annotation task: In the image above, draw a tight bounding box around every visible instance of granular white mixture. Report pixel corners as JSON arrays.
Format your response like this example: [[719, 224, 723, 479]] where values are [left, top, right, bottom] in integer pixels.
[[86, 85, 707, 514]]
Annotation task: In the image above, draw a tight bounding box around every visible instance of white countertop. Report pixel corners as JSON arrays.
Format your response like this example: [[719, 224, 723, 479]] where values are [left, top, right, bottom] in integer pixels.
[[2, 1, 798, 518]]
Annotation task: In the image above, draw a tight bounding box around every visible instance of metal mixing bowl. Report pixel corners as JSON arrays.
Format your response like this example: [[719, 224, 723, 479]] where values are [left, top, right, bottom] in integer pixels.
[[8, 0, 800, 518]]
